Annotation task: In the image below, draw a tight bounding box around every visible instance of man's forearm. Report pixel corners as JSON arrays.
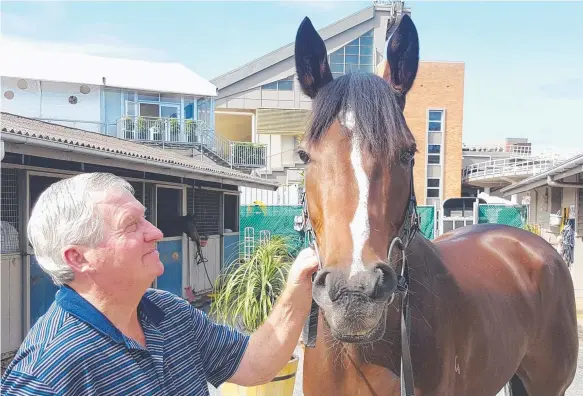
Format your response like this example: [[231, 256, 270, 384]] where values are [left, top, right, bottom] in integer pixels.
[[233, 285, 312, 386]]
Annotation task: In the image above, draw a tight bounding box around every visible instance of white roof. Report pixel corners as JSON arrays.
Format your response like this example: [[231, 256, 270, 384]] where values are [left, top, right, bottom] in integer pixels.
[[0, 40, 217, 97]]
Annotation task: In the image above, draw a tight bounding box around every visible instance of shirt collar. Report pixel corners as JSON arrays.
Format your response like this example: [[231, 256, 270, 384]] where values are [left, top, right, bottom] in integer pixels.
[[55, 285, 165, 343]]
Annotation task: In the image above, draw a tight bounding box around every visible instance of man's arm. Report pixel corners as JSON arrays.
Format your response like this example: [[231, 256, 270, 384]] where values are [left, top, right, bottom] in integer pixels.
[[227, 248, 319, 386]]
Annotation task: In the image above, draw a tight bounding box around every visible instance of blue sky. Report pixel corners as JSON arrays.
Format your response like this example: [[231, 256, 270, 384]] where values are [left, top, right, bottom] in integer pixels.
[[2, 1, 582, 151]]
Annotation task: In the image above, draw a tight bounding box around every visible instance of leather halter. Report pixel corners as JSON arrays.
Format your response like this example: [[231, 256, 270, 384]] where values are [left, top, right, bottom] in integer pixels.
[[301, 158, 419, 396]]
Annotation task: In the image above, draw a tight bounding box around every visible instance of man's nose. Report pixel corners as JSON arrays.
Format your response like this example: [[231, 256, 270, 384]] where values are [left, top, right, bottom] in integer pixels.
[[145, 221, 164, 241]]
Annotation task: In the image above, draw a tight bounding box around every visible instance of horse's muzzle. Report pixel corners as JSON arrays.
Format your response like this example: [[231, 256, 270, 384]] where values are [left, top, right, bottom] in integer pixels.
[[312, 262, 398, 303], [311, 262, 398, 343]]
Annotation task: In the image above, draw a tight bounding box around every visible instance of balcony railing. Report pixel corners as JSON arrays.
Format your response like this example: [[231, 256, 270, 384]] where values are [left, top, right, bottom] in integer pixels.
[[116, 116, 266, 168], [462, 152, 578, 182]]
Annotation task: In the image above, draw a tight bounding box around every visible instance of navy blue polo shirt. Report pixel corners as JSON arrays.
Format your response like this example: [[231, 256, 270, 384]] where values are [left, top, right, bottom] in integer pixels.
[[1, 286, 249, 395]]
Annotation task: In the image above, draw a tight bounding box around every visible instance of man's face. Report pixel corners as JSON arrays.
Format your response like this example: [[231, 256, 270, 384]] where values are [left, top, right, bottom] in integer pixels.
[[82, 190, 164, 292]]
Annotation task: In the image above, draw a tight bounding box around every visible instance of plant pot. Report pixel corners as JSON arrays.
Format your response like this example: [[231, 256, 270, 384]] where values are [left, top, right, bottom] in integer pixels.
[[221, 354, 299, 396]]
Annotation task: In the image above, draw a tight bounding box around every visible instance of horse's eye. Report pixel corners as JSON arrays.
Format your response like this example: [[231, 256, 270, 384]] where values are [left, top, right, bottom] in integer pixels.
[[298, 149, 311, 164], [400, 149, 413, 163]]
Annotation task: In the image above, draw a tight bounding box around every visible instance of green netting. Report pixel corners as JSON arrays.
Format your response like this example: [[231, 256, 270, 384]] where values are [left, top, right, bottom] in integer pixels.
[[240, 205, 307, 256], [417, 206, 435, 240], [239, 204, 437, 258], [478, 205, 528, 228]]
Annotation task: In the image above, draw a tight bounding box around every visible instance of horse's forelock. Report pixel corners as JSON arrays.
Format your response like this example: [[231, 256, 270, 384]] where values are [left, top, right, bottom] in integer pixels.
[[305, 72, 413, 160]]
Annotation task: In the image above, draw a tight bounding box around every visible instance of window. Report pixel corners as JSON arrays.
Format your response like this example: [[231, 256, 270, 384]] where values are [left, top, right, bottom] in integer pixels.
[[428, 110, 443, 132], [426, 109, 444, 206], [224, 194, 239, 233], [427, 178, 440, 198], [327, 30, 374, 79], [262, 78, 294, 91]]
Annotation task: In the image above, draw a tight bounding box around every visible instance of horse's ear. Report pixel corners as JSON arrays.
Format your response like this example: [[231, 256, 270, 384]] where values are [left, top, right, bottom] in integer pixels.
[[382, 14, 419, 99], [294, 17, 333, 99]]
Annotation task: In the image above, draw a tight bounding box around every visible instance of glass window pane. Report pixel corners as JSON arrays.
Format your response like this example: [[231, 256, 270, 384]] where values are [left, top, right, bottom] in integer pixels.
[[345, 55, 358, 65], [138, 91, 159, 102], [428, 132, 442, 144], [262, 82, 277, 90], [428, 144, 441, 154], [125, 91, 136, 101], [184, 102, 195, 119], [330, 54, 344, 64], [359, 64, 373, 73], [278, 80, 293, 91], [427, 164, 441, 177], [348, 39, 359, 46], [346, 63, 359, 72], [332, 48, 344, 56], [427, 189, 440, 198], [429, 110, 443, 121], [362, 30, 374, 37], [345, 46, 358, 55], [125, 101, 136, 116], [359, 36, 374, 46], [428, 121, 442, 132], [160, 93, 181, 104], [360, 46, 373, 56], [331, 63, 344, 73], [139, 103, 159, 118], [427, 178, 440, 188], [428, 154, 440, 164], [161, 106, 179, 118], [359, 55, 373, 65]]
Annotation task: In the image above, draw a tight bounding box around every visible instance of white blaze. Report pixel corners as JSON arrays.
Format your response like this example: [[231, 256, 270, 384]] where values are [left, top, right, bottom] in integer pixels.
[[348, 120, 370, 278]]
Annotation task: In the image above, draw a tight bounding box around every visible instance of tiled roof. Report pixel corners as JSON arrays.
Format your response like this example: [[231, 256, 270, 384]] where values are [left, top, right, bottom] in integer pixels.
[[0, 113, 279, 189]]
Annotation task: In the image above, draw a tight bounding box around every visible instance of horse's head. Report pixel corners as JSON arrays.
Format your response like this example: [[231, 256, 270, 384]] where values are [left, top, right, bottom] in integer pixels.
[[295, 14, 419, 343]]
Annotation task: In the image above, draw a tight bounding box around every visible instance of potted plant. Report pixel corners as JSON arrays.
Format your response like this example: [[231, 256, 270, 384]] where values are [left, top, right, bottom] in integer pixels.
[[210, 236, 299, 396]]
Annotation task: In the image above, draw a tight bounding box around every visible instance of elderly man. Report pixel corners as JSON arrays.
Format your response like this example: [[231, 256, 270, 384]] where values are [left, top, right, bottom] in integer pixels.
[[1, 173, 318, 395]]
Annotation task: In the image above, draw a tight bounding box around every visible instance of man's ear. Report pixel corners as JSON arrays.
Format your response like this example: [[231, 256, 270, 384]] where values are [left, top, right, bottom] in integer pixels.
[[62, 245, 92, 274]]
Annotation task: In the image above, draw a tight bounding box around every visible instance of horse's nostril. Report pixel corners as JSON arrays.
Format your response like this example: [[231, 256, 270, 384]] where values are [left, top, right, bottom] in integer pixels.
[[372, 263, 398, 300], [313, 269, 330, 288]]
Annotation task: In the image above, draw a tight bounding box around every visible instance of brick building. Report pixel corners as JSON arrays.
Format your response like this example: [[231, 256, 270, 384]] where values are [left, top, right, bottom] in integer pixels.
[[211, 1, 465, 207]]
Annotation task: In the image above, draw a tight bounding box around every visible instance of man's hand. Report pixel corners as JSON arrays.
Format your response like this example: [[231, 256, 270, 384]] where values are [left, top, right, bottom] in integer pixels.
[[227, 247, 321, 387], [286, 247, 319, 292]]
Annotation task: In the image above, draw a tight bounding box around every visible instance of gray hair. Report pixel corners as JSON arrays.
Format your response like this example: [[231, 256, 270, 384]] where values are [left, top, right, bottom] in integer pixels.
[[27, 173, 134, 286]]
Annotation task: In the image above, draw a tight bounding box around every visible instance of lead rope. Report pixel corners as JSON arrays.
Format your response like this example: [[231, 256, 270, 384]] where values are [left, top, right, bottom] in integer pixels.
[[302, 191, 323, 348]]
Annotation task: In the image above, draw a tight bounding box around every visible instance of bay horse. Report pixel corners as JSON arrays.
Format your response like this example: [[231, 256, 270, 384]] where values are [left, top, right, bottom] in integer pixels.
[[294, 14, 578, 396]]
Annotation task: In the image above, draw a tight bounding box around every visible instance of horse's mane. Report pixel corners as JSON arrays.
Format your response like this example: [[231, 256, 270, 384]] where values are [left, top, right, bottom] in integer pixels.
[[305, 72, 414, 161]]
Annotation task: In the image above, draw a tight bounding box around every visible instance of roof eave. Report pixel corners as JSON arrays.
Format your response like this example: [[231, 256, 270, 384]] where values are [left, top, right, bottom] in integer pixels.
[[1, 132, 279, 191], [500, 155, 583, 196], [210, 5, 375, 89]]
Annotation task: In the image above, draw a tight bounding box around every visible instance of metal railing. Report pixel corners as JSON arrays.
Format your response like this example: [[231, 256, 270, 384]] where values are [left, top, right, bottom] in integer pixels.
[[116, 116, 266, 168], [462, 152, 578, 182], [462, 144, 532, 156], [32, 117, 113, 134]]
